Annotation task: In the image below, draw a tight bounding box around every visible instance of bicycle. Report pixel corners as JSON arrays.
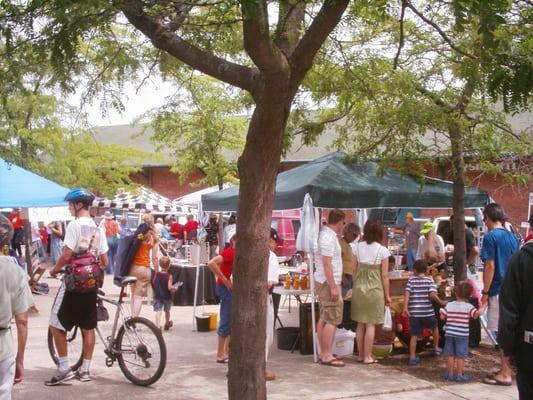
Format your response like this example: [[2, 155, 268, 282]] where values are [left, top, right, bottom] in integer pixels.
[[48, 276, 167, 386]]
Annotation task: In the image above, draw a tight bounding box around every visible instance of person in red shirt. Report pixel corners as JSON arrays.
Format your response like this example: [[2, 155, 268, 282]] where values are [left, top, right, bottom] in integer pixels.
[[183, 214, 199, 242], [169, 216, 184, 241], [7, 208, 24, 256], [39, 222, 49, 248], [207, 234, 235, 363]]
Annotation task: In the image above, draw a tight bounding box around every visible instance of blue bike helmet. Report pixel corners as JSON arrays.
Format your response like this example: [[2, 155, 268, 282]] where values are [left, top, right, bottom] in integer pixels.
[[64, 187, 95, 206]]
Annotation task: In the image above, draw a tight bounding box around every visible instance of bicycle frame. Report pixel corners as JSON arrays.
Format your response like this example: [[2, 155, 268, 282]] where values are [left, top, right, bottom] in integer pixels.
[[96, 285, 133, 363]]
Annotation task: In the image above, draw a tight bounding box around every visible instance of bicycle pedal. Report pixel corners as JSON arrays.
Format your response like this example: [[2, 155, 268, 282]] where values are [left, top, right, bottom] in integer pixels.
[[105, 357, 114, 367]]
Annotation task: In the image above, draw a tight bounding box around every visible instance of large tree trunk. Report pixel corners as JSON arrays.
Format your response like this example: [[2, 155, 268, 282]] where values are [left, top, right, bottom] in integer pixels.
[[449, 123, 467, 283], [228, 85, 290, 399]]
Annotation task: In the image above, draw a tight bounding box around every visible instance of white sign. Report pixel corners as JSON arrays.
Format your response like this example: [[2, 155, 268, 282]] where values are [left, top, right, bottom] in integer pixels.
[[27, 207, 73, 224], [522, 222, 531, 229]]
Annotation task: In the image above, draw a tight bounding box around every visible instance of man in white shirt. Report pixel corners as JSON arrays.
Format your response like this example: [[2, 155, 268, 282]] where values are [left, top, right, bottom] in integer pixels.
[[265, 228, 280, 381], [0, 215, 34, 400], [46, 188, 108, 386], [315, 209, 346, 367]]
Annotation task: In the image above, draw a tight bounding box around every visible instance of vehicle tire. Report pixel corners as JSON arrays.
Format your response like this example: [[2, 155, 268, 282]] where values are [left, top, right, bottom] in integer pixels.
[[116, 317, 166, 386], [47, 326, 84, 371]]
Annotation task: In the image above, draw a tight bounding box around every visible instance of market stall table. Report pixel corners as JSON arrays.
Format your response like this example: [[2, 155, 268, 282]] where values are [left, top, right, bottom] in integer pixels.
[[169, 262, 217, 306]]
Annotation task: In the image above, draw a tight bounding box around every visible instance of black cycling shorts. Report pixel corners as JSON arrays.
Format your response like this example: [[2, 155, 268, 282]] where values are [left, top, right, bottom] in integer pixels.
[[57, 291, 98, 331]]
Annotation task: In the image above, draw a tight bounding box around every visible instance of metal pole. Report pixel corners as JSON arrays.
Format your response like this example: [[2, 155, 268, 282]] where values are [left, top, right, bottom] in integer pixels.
[[192, 263, 200, 331], [309, 252, 318, 363]]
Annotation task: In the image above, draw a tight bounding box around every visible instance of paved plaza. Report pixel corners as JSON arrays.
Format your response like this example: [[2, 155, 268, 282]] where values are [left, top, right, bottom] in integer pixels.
[[12, 276, 518, 400]]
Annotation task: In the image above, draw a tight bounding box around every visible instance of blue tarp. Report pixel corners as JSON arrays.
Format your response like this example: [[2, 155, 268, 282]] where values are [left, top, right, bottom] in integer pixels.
[[0, 158, 69, 207]]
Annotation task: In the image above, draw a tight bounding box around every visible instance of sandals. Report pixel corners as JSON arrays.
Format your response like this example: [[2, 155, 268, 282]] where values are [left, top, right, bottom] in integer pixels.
[[216, 357, 229, 364], [482, 376, 512, 386], [320, 358, 345, 367], [362, 359, 378, 365], [164, 321, 173, 331]]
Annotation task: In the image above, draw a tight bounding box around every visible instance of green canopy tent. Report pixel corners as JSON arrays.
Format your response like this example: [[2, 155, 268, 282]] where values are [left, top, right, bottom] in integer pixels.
[[201, 152, 490, 211]]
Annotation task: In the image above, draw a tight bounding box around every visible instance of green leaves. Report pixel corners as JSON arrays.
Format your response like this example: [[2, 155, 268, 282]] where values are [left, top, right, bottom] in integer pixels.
[[149, 76, 247, 188]]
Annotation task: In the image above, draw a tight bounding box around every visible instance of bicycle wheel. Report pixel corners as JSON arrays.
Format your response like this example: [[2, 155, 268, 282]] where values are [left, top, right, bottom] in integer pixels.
[[47, 326, 84, 371], [116, 317, 166, 386]]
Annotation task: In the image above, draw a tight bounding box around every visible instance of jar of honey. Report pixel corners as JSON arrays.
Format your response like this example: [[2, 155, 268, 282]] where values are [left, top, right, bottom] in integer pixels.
[[284, 273, 292, 289], [292, 275, 300, 290], [300, 275, 309, 290]]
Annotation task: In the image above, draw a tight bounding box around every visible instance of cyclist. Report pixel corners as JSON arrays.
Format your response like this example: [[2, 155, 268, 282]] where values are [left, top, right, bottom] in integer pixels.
[[46, 188, 108, 386]]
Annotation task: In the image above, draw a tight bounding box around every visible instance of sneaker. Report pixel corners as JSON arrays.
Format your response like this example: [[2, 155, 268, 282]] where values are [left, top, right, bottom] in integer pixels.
[[407, 357, 420, 366], [454, 374, 470, 383], [441, 372, 454, 381], [433, 347, 443, 356], [75, 370, 91, 382], [44, 369, 74, 386]]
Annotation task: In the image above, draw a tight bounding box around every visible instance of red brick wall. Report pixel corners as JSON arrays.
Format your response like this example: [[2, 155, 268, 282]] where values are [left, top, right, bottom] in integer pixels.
[[420, 162, 533, 236], [131, 167, 208, 199]]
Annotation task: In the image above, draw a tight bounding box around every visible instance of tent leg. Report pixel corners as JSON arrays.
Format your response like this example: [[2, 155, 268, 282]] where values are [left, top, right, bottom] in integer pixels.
[[309, 253, 318, 363], [192, 263, 200, 331]]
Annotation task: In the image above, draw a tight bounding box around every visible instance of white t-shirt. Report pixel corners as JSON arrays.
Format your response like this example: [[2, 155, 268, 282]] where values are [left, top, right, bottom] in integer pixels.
[[64, 217, 108, 256], [0, 256, 34, 362], [223, 224, 236, 244], [314, 226, 342, 285], [415, 234, 445, 260], [30, 221, 40, 242], [352, 241, 391, 264], [268, 251, 280, 284]]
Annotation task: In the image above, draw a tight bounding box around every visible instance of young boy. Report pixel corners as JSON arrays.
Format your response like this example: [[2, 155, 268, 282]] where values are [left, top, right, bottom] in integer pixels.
[[153, 256, 178, 331], [440, 281, 487, 382], [403, 259, 447, 365]]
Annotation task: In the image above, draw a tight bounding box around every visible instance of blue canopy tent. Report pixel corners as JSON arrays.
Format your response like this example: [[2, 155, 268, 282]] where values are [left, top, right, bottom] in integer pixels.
[[1, 158, 69, 207]]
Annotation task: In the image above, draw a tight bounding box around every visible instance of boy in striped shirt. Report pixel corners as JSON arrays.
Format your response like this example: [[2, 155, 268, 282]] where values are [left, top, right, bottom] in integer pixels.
[[440, 281, 487, 382], [403, 260, 447, 365]]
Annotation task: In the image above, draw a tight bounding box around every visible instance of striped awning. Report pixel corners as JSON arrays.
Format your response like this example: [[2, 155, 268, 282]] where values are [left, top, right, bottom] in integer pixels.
[[92, 187, 180, 213]]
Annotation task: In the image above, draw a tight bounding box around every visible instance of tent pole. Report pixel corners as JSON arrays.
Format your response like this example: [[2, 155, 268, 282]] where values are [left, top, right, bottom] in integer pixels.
[[309, 252, 318, 363], [192, 262, 200, 331]]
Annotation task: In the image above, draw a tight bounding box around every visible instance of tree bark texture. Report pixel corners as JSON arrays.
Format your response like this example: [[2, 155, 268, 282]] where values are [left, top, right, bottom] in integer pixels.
[[449, 122, 467, 283]]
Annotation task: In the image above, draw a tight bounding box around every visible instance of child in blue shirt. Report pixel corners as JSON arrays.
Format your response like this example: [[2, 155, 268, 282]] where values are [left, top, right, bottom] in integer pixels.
[[153, 256, 178, 330]]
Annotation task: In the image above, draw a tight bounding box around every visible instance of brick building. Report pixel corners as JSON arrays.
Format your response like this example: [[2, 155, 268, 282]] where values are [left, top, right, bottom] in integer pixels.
[[93, 112, 533, 235]]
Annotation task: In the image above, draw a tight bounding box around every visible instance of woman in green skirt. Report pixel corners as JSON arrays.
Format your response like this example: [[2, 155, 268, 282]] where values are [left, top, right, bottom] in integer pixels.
[[351, 219, 391, 364]]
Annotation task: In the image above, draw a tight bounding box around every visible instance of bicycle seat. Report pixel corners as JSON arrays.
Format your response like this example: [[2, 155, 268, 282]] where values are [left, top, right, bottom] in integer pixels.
[[120, 276, 137, 286]]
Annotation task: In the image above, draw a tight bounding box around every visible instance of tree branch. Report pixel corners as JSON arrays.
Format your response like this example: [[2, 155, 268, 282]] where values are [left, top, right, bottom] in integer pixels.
[[274, 1, 306, 56], [120, 0, 254, 92], [166, 1, 193, 31], [240, 0, 287, 76], [289, 0, 350, 91], [405, 0, 478, 60], [393, 0, 406, 70]]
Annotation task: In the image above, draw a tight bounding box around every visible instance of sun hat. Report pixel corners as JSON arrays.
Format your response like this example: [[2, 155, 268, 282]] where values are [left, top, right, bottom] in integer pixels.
[[420, 221, 434, 234], [405, 212, 414, 220], [104, 210, 114, 219]]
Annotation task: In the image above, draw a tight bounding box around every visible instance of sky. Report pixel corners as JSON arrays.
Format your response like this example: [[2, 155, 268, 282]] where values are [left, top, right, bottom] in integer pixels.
[[78, 78, 177, 127]]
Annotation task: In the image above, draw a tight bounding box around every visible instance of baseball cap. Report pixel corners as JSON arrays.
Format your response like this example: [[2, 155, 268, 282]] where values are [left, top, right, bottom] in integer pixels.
[[270, 228, 280, 242], [420, 221, 434, 234]]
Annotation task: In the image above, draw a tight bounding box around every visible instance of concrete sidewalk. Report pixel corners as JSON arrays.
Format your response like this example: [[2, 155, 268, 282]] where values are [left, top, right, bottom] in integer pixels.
[[13, 276, 517, 399]]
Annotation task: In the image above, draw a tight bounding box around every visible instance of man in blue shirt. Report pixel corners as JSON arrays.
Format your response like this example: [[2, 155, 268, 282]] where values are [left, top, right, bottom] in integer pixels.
[[480, 203, 519, 387]]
